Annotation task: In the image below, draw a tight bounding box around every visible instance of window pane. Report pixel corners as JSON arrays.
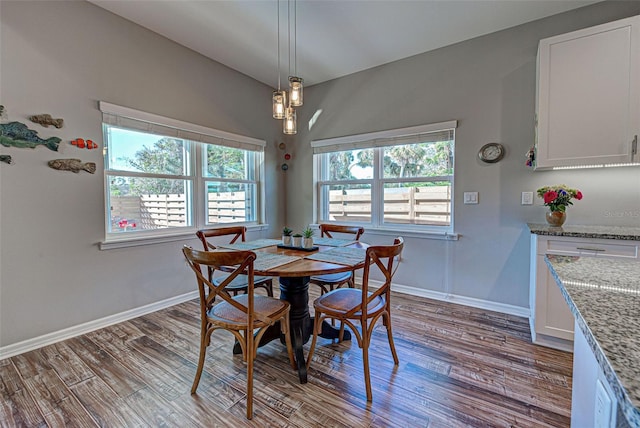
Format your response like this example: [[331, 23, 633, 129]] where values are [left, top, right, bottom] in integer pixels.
[[107, 127, 187, 175], [206, 182, 256, 224], [383, 182, 451, 226], [325, 149, 374, 181], [382, 141, 453, 178], [321, 184, 372, 223], [108, 176, 191, 233], [204, 145, 253, 179]]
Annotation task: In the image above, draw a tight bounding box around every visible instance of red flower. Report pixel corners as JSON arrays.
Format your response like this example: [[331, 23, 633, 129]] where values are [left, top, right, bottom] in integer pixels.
[[543, 191, 558, 204], [575, 191, 583, 200]]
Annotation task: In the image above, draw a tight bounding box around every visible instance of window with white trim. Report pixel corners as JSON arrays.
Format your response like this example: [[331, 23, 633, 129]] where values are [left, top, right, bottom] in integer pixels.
[[313, 121, 456, 233], [101, 102, 265, 240]]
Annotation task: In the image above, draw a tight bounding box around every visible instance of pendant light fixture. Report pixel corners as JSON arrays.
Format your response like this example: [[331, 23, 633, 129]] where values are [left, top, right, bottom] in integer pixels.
[[273, 0, 303, 135], [272, 0, 286, 119]]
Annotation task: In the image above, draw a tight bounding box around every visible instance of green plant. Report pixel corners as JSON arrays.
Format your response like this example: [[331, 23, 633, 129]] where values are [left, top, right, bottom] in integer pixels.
[[282, 226, 293, 236], [292, 233, 302, 238], [302, 227, 314, 239], [537, 185, 583, 212]]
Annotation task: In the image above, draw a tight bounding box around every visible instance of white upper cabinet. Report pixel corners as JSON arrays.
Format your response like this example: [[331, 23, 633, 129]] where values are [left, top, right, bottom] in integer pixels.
[[535, 15, 640, 169]]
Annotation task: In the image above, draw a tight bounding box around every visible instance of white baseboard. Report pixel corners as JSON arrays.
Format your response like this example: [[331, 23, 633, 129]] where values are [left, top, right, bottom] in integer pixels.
[[0, 291, 198, 360], [1, 281, 530, 360], [367, 278, 530, 318]]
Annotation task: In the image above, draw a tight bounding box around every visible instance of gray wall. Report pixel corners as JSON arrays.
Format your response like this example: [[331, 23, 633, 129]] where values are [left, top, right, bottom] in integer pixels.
[[0, 1, 284, 348], [286, 2, 640, 306]]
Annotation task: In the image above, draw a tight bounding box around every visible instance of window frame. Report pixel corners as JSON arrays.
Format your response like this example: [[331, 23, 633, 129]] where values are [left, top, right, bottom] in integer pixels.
[[100, 102, 266, 248], [312, 121, 457, 235]]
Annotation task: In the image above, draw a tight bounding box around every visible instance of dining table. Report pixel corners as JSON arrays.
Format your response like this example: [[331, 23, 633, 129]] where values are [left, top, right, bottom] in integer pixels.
[[216, 237, 368, 383]]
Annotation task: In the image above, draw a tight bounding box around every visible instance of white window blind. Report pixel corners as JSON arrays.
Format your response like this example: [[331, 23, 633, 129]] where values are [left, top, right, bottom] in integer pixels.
[[99, 101, 265, 152], [310, 120, 457, 154]]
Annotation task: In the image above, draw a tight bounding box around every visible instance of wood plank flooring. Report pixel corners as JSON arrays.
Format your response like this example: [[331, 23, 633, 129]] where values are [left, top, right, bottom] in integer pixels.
[[0, 287, 572, 427]]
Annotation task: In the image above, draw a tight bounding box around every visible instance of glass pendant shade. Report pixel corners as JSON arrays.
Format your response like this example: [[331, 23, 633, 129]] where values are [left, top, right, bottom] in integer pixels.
[[283, 107, 297, 134], [272, 90, 287, 119], [288, 76, 303, 107]]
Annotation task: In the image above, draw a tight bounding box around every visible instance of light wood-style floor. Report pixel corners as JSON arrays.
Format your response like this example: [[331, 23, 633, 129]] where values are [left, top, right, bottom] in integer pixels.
[[1, 286, 572, 427]]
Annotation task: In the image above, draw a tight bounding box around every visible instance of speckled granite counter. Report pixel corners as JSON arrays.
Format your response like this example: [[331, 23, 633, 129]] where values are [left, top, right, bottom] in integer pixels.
[[545, 255, 640, 428], [528, 223, 640, 241]]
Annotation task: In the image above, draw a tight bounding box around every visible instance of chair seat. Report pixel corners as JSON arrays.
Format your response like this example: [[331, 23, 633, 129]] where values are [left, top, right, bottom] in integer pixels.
[[310, 271, 352, 284], [314, 288, 385, 318], [213, 273, 271, 291], [209, 295, 289, 327]]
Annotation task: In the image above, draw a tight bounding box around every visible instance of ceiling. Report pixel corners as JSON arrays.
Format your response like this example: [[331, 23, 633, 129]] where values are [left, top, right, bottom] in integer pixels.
[[88, 0, 599, 88]]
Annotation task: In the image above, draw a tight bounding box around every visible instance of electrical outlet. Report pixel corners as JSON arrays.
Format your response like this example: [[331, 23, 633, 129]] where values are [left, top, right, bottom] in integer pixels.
[[522, 191, 534, 205], [463, 192, 478, 204]]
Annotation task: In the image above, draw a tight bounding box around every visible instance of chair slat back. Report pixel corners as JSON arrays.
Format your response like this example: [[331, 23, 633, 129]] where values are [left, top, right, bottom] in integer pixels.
[[183, 246, 256, 317], [196, 226, 247, 250], [196, 227, 248, 282], [345, 237, 404, 318], [319, 224, 364, 241]]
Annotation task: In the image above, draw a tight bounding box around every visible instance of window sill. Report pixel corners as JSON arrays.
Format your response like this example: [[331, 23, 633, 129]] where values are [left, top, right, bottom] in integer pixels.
[[99, 224, 270, 250], [310, 224, 459, 241]]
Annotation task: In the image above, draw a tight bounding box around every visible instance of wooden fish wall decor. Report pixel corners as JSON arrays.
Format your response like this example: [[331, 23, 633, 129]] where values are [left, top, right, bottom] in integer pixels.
[[29, 114, 64, 129], [48, 159, 96, 174], [71, 138, 98, 149], [0, 122, 60, 151], [0, 155, 12, 164]]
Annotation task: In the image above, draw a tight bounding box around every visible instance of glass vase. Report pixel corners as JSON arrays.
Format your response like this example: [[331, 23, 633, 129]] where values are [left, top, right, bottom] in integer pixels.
[[545, 210, 566, 227]]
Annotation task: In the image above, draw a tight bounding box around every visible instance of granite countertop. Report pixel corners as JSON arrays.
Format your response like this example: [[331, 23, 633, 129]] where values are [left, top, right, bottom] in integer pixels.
[[545, 255, 640, 428], [528, 224, 640, 241]]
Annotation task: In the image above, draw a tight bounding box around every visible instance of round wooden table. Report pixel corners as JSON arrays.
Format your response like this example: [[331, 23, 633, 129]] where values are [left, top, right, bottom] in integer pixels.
[[236, 241, 367, 383]]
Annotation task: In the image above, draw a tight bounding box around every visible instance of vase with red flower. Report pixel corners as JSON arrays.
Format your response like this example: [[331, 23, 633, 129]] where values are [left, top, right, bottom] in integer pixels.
[[536, 185, 583, 227]]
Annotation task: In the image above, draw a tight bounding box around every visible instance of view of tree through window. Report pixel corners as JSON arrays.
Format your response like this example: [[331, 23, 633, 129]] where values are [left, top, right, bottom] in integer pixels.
[[316, 129, 455, 231], [104, 123, 261, 236]]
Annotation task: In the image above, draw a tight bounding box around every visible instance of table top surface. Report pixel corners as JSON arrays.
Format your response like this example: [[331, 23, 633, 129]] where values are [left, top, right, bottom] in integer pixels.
[[252, 241, 368, 277]]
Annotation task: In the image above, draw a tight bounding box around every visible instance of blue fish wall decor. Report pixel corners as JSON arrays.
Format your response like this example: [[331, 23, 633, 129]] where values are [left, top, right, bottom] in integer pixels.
[[0, 122, 60, 151]]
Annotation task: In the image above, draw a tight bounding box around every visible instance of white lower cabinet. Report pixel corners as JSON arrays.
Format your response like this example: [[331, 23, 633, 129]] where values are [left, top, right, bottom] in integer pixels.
[[571, 322, 617, 428], [529, 234, 639, 351]]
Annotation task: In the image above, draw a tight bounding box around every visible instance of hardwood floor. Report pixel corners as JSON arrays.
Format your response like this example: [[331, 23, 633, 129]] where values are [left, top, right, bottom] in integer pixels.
[[0, 287, 572, 427]]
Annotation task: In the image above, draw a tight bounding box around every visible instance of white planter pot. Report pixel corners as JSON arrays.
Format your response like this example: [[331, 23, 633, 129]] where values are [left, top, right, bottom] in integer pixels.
[[292, 236, 302, 247], [303, 237, 314, 249], [282, 235, 292, 246]]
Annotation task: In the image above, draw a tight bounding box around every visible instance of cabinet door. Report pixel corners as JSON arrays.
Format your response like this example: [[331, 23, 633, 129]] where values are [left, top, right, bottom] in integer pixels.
[[534, 254, 574, 340], [536, 15, 640, 169]]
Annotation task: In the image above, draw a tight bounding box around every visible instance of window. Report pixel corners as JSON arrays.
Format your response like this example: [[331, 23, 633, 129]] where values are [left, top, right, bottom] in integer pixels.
[[101, 102, 265, 241], [313, 121, 456, 233]]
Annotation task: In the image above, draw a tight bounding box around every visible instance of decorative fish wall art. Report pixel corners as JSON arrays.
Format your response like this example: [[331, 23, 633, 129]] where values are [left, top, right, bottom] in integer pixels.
[[48, 159, 96, 174], [71, 138, 98, 149], [0, 155, 12, 164], [0, 122, 60, 151], [29, 114, 64, 129]]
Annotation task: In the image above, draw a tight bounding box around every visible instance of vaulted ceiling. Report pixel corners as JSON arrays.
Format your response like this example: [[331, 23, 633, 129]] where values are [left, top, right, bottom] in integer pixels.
[[89, 0, 599, 87]]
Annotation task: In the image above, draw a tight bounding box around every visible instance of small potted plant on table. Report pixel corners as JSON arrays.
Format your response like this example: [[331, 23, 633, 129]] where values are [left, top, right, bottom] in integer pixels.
[[302, 227, 315, 249], [282, 226, 293, 246], [292, 232, 303, 247]]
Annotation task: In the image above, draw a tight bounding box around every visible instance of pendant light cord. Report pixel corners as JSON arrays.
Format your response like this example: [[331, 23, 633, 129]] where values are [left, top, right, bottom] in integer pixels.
[[294, 0, 297, 76], [277, 0, 281, 90]]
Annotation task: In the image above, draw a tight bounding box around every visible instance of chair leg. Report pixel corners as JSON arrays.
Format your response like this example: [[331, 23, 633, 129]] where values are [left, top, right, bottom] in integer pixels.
[[305, 313, 323, 370], [362, 328, 373, 402], [281, 314, 296, 370], [246, 328, 254, 419], [384, 312, 399, 365], [191, 328, 208, 394]]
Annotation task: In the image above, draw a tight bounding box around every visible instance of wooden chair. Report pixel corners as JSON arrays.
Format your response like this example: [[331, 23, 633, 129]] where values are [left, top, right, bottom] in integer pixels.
[[309, 224, 365, 295], [306, 237, 404, 402], [196, 227, 274, 297], [182, 246, 295, 419]]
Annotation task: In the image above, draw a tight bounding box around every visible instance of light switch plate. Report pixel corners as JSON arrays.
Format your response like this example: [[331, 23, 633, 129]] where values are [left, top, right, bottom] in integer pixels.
[[464, 192, 478, 204], [522, 191, 534, 205]]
